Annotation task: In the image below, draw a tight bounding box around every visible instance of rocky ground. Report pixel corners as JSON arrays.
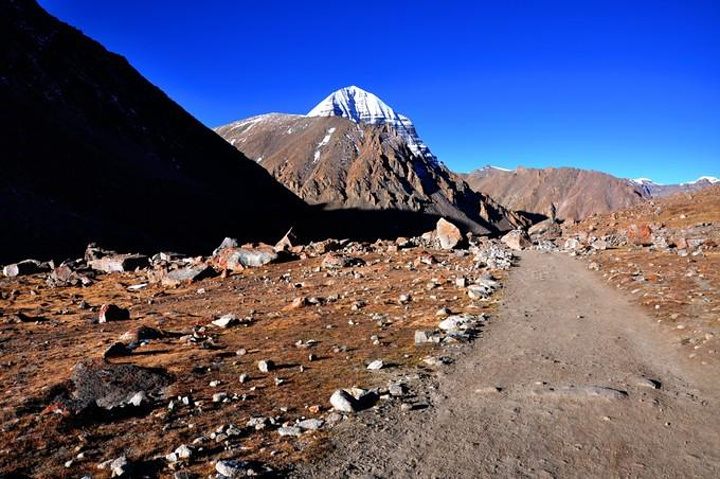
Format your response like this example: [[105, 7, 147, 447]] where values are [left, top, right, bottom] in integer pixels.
[[0, 221, 510, 478], [1, 187, 718, 478], [553, 184, 720, 366], [295, 250, 720, 478]]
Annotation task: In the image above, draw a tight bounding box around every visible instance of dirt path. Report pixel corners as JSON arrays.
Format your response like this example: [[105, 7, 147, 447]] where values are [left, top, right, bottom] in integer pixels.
[[293, 250, 720, 478]]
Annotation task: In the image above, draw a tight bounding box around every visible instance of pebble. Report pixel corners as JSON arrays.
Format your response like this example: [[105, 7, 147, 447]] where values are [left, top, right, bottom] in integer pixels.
[[278, 426, 302, 437], [239, 373, 249, 384], [636, 377, 662, 390], [367, 359, 384, 370], [215, 460, 257, 477], [297, 418, 324, 430], [212, 392, 228, 403], [258, 360, 275, 373]]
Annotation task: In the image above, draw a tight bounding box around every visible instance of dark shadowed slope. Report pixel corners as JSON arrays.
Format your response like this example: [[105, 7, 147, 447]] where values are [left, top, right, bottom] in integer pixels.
[[0, 0, 306, 263]]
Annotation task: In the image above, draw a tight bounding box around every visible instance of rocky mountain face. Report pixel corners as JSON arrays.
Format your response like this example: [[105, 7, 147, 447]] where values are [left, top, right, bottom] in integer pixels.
[[631, 177, 719, 197], [0, 0, 305, 263], [215, 87, 525, 237], [462, 166, 651, 222]]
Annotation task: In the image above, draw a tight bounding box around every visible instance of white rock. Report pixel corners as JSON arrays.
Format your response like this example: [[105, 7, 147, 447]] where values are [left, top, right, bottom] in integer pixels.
[[278, 426, 302, 437], [330, 389, 358, 412], [297, 418, 324, 430], [127, 391, 147, 407], [175, 444, 192, 459], [212, 313, 240, 328], [215, 460, 256, 477], [367, 359, 384, 370]]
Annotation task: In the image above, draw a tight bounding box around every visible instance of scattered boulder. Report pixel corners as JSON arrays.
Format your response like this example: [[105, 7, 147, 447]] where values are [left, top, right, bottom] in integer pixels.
[[98, 304, 130, 323], [160, 264, 216, 286], [627, 223, 653, 246], [119, 325, 165, 343], [212, 313, 244, 329], [563, 238, 581, 251], [274, 228, 297, 253], [88, 254, 148, 273], [329, 388, 378, 412], [213, 246, 278, 270], [436, 218, 463, 250], [46, 263, 93, 287], [329, 389, 359, 412], [3, 259, 50, 278], [591, 239, 608, 250], [43, 360, 172, 417], [213, 237, 239, 255], [501, 230, 532, 251], [438, 315, 476, 332], [322, 252, 363, 269], [103, 342, 131, 358]]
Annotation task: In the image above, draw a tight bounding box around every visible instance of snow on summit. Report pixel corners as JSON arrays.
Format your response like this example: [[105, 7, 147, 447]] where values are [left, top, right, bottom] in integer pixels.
[[307, 85, 438, 165]]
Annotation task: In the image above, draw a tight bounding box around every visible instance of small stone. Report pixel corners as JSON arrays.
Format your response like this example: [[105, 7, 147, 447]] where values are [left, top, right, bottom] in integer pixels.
[[215, 460, 257, 478], [236, 348, 247, 356], [239, 373, 249, 384], [388, 384, 405, 397], [258, 360, 275, 373], [414, 330, 434, 345], [636, 377, 661, 390], [367, 359, 384, 370], [127, 391, 147, 407], [173, 444, 192, 460], [325, 411, 344, 424], [212, 313, 241, 328], [109, 456, 131, 477], [278, 426, 302, 437], [212, 392, 228, 403], [297, 418, 324, 430]]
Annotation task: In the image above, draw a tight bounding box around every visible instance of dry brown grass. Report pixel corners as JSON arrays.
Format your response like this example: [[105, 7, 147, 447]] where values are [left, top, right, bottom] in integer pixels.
[[0, 247, 500, 477]]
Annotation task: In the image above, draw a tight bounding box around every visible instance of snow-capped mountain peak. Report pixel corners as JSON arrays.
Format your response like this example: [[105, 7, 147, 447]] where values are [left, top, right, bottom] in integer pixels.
[[307, 85, 437, 164], [631, 178, 659, 185], [308, 85, 400, 123], [688, 176, 719, 184]]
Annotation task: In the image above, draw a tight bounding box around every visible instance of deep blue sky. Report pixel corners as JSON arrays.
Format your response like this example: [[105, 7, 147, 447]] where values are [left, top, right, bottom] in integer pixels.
[[40, 0, 719, 184]]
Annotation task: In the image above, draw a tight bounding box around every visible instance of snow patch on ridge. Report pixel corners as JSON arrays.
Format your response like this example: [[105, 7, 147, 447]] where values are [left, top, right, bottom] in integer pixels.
[[318, 127, 336, 148]]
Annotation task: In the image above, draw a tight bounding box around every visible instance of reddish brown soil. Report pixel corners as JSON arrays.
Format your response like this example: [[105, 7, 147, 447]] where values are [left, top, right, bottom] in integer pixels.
[[0, 247, 499, 477]]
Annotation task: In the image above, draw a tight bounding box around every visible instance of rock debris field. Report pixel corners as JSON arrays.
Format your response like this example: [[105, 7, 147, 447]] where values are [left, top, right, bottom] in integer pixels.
[[1, 199, 719, 478]]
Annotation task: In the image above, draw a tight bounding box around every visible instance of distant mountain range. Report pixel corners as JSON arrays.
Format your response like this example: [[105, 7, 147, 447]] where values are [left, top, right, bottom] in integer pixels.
[[215, 86, 527, 236], [630, 176, 719, 197], [461, 166, 651, 222]]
